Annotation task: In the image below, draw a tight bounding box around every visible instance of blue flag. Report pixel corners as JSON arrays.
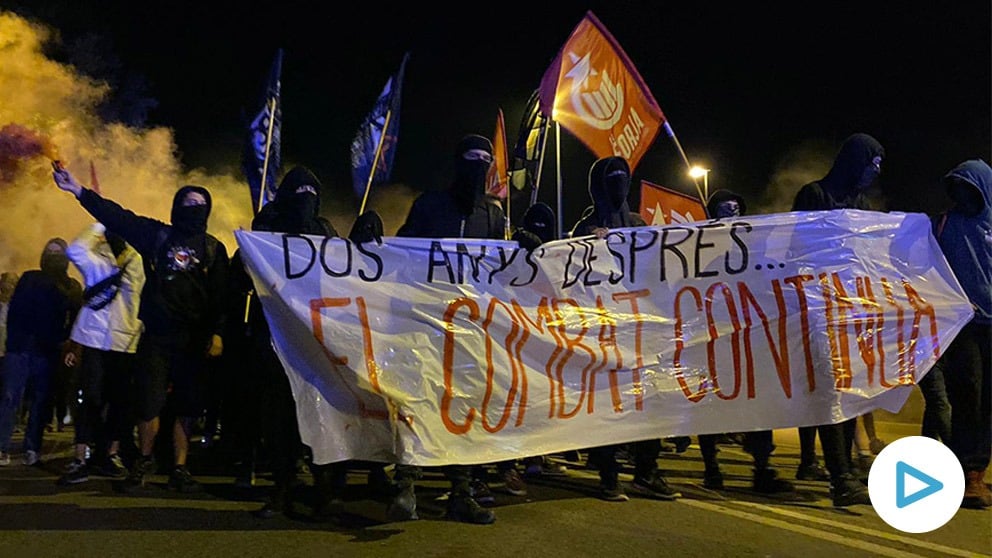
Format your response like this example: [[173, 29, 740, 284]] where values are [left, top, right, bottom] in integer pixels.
[[350, 52, 409, 212], [243, 48, 283, 214]]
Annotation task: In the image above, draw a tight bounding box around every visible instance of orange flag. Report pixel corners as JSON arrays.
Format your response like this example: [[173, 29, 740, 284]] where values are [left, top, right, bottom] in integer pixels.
[[486, 108, 509, 200], [639, 180, 706, 225], [539, 11, 664, 171]]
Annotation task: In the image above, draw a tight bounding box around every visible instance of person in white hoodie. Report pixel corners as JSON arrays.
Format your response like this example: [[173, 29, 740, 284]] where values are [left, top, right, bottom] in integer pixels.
[[57, 223, 145, 485]]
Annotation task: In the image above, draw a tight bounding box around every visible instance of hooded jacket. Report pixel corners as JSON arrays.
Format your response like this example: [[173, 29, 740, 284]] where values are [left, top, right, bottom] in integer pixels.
[[707, 189, 748, 218], [67, 222, 145, 353], [397, 134, 506, 239], [792, 133, 885, 211], [934, 159, 992, 324], [77, 186, 229, 342], [252, 166, 337, 236], [570, 156, 646, 237], [5, 239, 82, 355]]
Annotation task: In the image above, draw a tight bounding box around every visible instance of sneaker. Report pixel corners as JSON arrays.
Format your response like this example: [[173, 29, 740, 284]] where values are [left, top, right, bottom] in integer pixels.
[[0, 452, 10, 466], [524, 456, 568, 478], [23, 450, 39, 466], [119, 455, 157, 492], [631, 474, 681, 500], [98, 454, 128, 479], [168, 465, 202, 493], [599, 481, 630, 502], [752, 469, 794, 494], [796, 462, 830, 481], [500, 468, 527, 496], [671, 436, 692, 453], [962, 470, 992, 509], [58, 459, 89, 485], [386, 485, 419, 521], [831, 475, 871, 507], [447, 493, 496, 524], [703, 469, 725, 490], [469, 478, 495, 505]]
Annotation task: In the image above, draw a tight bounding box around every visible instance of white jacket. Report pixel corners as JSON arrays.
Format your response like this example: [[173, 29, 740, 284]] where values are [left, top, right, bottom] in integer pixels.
[[68, 223, 145, 353]]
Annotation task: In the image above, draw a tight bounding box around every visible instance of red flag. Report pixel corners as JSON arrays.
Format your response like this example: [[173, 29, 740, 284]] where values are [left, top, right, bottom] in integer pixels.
[[486, 108, 509, 200], [539, 11, 664, 171], [89, 160, 100, 194], [639, 180, 706, 225]]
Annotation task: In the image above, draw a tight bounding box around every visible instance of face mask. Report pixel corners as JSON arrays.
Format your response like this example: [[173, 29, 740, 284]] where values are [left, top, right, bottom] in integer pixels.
[[41, 253, 69, 275], [604, 170, 630, 211], [716, 200, 741, 218], [453, 157, 491, 214], [286, 193, 319, 226], [950, 180, 984, 217], [855, 157, 882, 191], [172, 205, 209, 233]]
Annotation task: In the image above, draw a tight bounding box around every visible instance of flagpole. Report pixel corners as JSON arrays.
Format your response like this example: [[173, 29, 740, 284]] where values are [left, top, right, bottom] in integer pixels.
[[504, 167, 512, 240], [359, 109, 393, 215], [663, 121, 706, 204], [257, 96, 278, 212], [554, 122, 563, 240], [529, 116, 552, 207]]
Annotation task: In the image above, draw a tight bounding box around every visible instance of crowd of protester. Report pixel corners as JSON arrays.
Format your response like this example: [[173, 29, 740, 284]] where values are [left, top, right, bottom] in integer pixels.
[[0, 132, 987, 526]]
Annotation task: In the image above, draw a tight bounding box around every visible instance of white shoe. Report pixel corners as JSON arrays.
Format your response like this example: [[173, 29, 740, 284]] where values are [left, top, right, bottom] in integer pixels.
[[24, 450, 39, 466], [0, 452, 10, 466]]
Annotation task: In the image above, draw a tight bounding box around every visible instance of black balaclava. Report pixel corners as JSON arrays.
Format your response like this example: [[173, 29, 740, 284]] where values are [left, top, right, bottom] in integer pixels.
[[105, 229, 127, 258], [170, 185, 212, 235], [40, 237, 69, 276], [706, 189, 747, 218], [820, 133, 885, 201], [588, 156, 632, 228], [523, 202, 557, 244], [451, 134, 493, 216], [265, 165, 323, 234]]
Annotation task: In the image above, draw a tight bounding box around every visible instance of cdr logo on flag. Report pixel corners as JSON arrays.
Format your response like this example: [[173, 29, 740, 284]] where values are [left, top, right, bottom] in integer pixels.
[[867, 436, 965, 533], [539, 11, 665, 171]]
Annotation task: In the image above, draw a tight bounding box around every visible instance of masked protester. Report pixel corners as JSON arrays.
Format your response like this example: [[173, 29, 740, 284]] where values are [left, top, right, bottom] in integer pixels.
[[0, 238, 82, 467], [792, 133, 884, 211], [53, 167, 229, 494], [57, 223, 145, 485], [569, 156, 646, 239], [567, 156, 679, 502], [694, 190, 795, 494], [706, 189, 747, 219], [931, 159, 992, 509], [790, 133, 882, 507], [389, 134, 505, 525]]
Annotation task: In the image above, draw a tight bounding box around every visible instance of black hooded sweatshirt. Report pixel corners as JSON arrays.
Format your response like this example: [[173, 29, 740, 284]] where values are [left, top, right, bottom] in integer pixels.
[[570, 156, 646, 237], [397, 134, 506, 239], [77, 187, 228, 342], [5, 239, 82, 355], [228, 165, 337, 341], [792, 133, 885, 211]]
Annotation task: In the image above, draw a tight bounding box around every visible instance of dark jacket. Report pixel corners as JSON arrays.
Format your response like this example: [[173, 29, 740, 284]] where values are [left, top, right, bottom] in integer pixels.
[[5, 243, 82, 355], [570, 156, 646, 237], [792, 133, 884, 211], [77, 187, 229, 341], [934, 159, 992, 324]]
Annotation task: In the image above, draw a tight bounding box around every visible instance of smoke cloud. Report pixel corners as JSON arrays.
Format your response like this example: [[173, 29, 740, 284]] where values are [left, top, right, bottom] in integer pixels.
[[0, 12, 252, 275]]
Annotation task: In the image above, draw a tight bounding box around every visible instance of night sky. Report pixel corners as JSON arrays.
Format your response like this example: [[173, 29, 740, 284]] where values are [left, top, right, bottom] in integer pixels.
[[4, 0, 990, 229]]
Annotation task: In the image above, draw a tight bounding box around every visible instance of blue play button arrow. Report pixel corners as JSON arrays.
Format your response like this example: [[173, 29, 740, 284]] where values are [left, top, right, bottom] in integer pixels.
[[896, 461, 944, 508]]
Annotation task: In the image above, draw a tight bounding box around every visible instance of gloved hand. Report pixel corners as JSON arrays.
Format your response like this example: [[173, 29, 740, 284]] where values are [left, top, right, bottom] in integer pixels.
[[349, 210, 384, 245], [512, 229, 542, 251]]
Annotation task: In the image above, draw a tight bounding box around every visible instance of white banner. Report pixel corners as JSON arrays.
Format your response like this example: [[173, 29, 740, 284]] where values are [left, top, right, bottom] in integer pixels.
[[235, 210, 974, 466]]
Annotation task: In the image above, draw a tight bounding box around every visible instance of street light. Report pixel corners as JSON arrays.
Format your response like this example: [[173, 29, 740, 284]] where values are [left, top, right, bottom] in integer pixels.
[[688, 166, 710, 203]]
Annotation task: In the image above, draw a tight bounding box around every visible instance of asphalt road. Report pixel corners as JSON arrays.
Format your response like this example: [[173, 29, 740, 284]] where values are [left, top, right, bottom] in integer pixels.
[[0, 413, 989, 558]]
